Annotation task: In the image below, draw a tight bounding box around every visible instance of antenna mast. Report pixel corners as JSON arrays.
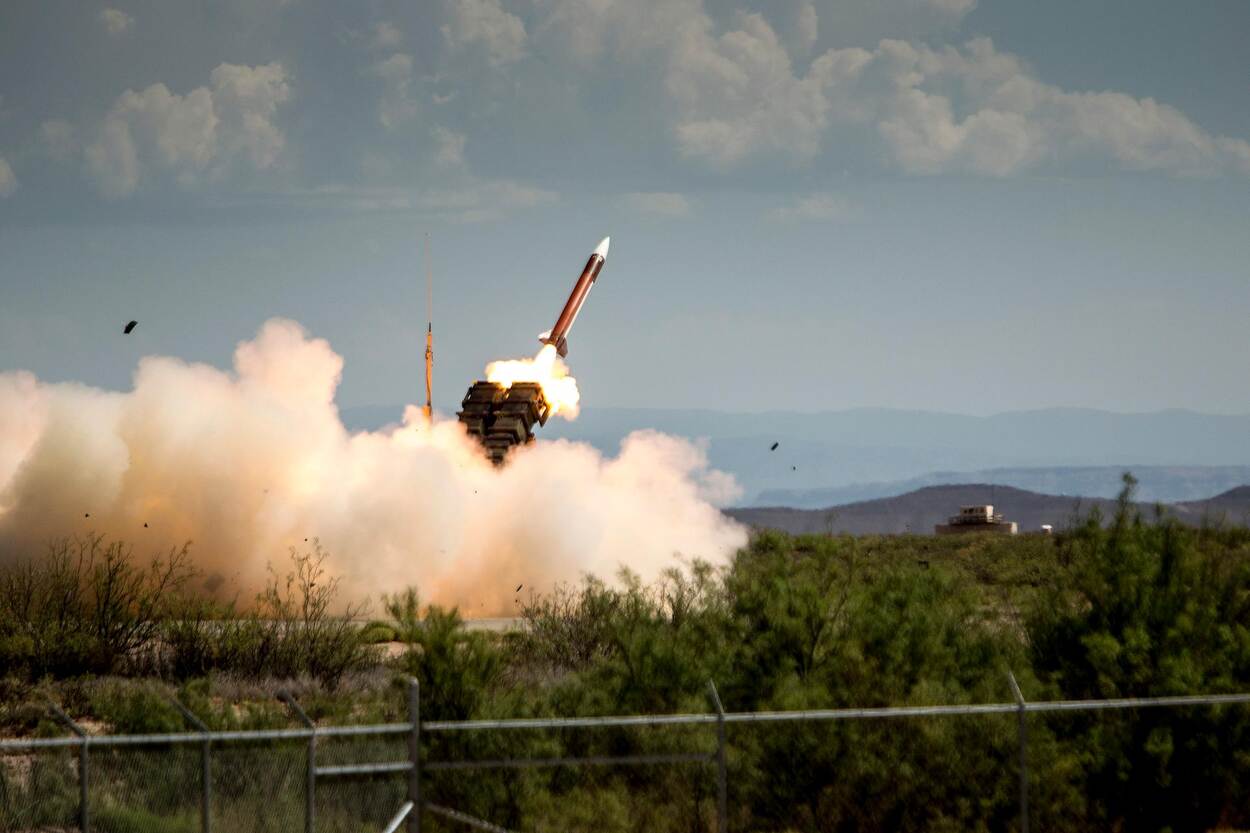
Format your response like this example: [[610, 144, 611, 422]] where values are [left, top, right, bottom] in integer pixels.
[[424, 232, 433, 424]]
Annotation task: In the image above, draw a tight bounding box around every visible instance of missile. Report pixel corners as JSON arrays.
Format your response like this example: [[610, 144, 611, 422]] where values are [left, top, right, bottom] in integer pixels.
[[538, 236, 609, 358]]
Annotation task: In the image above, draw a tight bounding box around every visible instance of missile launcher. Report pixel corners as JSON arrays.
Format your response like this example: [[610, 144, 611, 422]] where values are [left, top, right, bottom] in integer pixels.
[[457, 381, 550, 465]]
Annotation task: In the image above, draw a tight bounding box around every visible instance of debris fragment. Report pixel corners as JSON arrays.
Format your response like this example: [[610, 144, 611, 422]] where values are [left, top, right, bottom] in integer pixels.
[[124, 321, 138, 334], [770, 442, 779, 451]]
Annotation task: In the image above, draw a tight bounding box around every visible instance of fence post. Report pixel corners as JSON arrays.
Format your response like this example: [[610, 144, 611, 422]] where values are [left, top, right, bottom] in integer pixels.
[[169, 696, 212, 833], [1008, 671, 1029, 833], [408, 678, 421, 833], [280, 691, 316, 833], [48, 701, 88, 833], [707, 681, 728, 833]]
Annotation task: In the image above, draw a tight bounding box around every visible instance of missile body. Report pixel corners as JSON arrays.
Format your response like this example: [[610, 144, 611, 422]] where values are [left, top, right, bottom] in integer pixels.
[[539, 236, 609, 358]]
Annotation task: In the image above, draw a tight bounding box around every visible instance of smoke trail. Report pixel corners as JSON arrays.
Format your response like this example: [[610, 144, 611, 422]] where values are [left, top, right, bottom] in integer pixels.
[[0, 319, 746, 613]]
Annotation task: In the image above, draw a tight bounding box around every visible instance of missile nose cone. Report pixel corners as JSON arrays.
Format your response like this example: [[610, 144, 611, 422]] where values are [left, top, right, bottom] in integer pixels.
[[593, 236, 610, 259]]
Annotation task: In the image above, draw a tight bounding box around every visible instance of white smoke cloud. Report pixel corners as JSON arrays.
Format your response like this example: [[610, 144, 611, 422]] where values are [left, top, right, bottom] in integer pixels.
[[0, 319, 746, 613]]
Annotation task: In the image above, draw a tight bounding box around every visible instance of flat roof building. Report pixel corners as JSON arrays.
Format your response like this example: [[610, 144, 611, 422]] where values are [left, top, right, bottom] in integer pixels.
[[935, 504, 1018, 535]]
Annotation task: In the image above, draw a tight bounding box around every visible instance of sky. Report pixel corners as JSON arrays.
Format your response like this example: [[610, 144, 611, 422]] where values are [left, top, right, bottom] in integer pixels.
[[1, 0, 1248, 417]]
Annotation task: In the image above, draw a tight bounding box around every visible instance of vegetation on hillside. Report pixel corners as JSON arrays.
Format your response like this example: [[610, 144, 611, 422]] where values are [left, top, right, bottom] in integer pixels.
[[2, 477, 1250, 832]]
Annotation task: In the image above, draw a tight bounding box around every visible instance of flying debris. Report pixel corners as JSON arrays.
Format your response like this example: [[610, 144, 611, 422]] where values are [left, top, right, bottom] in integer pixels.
[[539, 236, 609, 358], [515, 584, 523, 593], [770, 442, 779, 451], [124, 321, 138, 334]]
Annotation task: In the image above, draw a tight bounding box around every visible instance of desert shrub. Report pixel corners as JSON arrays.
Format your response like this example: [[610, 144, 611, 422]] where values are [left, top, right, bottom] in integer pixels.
[[0, 536, 194, 679], [86, 679, 186, 735], [93, 804, 197, 833], [0, 749, 80, 829], [382, 587, 422, 642], [158, 543, 377, 687], [357, 621, 397, 644], [386, 588, 503, 720], [1028, 475, 1250, 832], [514, 576, 632, 674]]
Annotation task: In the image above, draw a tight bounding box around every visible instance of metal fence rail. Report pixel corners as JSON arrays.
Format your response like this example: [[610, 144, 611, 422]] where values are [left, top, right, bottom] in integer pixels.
[[2, 681, 1249, 833]]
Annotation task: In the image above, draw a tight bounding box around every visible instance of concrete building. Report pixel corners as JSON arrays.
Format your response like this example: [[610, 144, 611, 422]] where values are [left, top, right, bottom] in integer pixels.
[[935, 504, 1019, 535]]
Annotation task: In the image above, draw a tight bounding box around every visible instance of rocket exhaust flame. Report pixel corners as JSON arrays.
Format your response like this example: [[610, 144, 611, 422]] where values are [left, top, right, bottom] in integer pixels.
[[482, 235, 610, 421], [485, 344, 580, 418]]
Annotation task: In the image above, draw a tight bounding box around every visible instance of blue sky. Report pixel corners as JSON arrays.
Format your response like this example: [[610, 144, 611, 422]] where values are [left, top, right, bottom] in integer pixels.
[[1, 0, 1248, 415]]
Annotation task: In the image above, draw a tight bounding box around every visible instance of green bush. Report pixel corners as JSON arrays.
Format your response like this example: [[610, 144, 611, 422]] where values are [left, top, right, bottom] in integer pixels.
[[5, 487, 1250, 831], [94, 804, 197, 833], [0, 535, 194, 679], [1029, 475, 1250, 832], [157, 543, 378, 687], [358, 620, 398, 644], [87, 679, 185, 735], [388, 589, 503, 721]]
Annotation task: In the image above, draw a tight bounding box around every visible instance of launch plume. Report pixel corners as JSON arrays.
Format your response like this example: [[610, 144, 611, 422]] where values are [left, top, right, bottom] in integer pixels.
[[0, 320, 745, 612], [486, 344, 580, 418]]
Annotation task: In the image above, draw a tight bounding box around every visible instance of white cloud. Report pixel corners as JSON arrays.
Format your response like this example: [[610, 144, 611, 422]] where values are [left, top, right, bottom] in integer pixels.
[[840, 38, 1250, 177], [768, 193, 858, 222], [794, 2, 818, 53], [924, 0, 976, 17], [370, 53, 418, 128], [621, 191, 692, 217], [99, 8, 134, 36], [209, 62, 292, 169], [441, 0, 527, 66], [251, 177, 556, 221], [39, 120, 78, 162], [83, 63, 291, 198], [668, 13, 833, 166], [372, 21, 403, 50], [433, 127, 466, 167], [534, 2, 824, 165], [84, 118, 140, 198], [424, 178, 556, 221], [528, 2, 1248, 177], [0, 156, 17, 197]]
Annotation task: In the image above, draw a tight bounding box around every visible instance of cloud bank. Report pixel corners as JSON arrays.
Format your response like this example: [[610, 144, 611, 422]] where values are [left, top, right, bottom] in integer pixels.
[[84, 63, 291, 198]]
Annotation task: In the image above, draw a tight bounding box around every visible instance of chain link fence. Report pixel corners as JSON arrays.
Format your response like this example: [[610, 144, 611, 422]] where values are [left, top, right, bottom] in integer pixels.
[[3, 681, 1250, 833]]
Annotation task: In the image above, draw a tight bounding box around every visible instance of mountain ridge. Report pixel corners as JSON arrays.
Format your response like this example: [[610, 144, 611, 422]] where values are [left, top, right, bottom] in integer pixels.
[[726, 483, 1250, 537]]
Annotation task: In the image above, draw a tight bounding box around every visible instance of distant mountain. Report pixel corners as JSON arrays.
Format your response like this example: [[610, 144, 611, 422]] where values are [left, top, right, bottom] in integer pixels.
[[537, 407, 1250, 503], [726, 484, 1250, 537], [757, 466, 1250, 508], [340, 405, 1250, 504]]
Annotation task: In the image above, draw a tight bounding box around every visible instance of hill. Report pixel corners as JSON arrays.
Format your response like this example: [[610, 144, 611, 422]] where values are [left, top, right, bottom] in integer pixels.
[[756, 465, 1250, 508], [727, 484, 1250, 536]]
